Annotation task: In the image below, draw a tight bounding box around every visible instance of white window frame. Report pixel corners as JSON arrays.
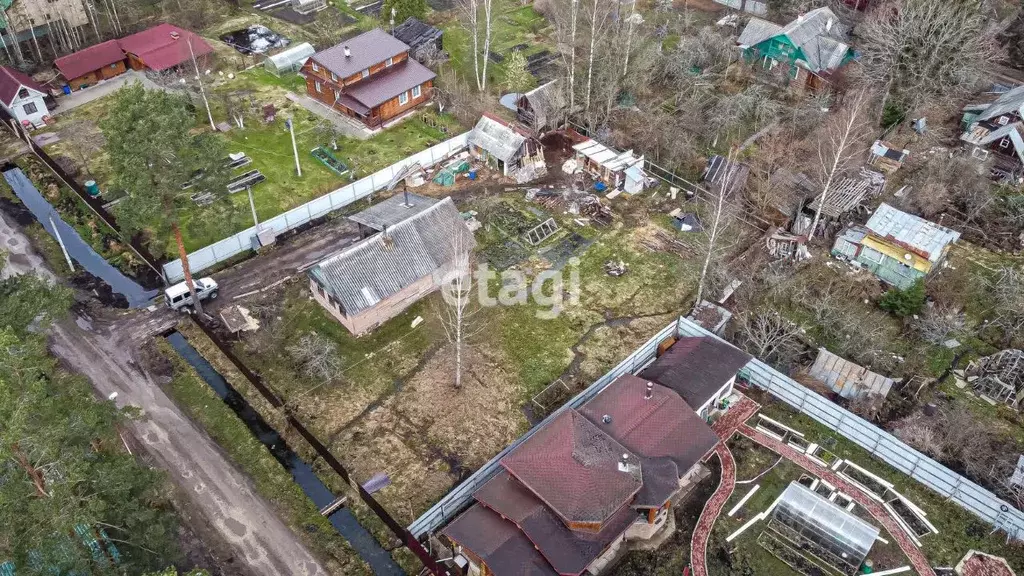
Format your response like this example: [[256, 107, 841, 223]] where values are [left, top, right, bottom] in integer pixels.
[[398, 91, 408, 105], [411, 84, 421, 98], [361, 69, 369, 79], [331, 72, 337, 81], [22, 101, 37, 115], [333, 89, 340, 101], [312, 62, 319, 72], [386, 57, 394, 67], [1000, 137, 1011, 149], [315, 80, 322, 93]]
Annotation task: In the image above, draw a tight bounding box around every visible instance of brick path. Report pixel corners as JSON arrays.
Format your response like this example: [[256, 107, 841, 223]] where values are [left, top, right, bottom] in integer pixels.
[[711, 393, 760, 441], [739, 424, 937, 576], [691, 443, 737, 576]]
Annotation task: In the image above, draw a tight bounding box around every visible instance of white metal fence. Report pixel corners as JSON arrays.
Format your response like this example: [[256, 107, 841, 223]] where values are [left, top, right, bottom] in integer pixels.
[[407, 321, 678, 538], [163, 132, 472, 282], [409, 316, 1024, 542], [674, 317, 1024, 541]]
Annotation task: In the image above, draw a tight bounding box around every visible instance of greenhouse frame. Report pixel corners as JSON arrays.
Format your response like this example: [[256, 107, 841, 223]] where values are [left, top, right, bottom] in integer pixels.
[[768, 482, 880, 574], [264, 42, 315, 76]]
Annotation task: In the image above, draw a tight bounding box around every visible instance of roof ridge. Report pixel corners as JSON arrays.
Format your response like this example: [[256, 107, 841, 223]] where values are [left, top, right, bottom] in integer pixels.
[[316, 196, 456, 267]]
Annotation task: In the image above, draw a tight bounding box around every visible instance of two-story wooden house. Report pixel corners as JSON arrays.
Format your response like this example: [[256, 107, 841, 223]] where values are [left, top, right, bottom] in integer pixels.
[[301, 29, 435, 128]]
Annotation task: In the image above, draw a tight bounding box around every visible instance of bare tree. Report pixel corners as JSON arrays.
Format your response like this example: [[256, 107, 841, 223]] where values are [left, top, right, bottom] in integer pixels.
[[694, 147, 739, 308], [987, 266, 1024, 345], [807, 89, 872, 241], [745, 132, 797, 216], [458, 0, 493, 92], [582, 0, 612, 116], [436, 219, 480, 388], [858, 0, 1000, 116], [287, 332, 342, 382], [913, 305, 968, 345], [738, 308, 802, 365]]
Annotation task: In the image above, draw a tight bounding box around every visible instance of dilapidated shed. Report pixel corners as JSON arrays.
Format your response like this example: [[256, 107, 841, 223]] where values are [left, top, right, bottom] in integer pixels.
[[969, 349, 1024, 409], [468, 113, 544, 178], [703, 155, 750, 196], [572, 139, 648, 194], [808, 348, 894, 399]]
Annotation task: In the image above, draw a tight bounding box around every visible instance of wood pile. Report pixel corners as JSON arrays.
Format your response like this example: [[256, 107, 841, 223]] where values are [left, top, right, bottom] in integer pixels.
[[640, 228, 695, 258]]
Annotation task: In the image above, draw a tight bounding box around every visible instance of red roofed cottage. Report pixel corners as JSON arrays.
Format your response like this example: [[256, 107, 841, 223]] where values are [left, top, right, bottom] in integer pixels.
[[118, 24, 213, 72], [0, 66, 49, 126], [301, 28, 435, 128], [54, 39, 127, 91]]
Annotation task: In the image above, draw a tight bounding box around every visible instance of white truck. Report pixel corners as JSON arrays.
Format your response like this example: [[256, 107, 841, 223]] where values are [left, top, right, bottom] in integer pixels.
[[164, 278, 219, 312]]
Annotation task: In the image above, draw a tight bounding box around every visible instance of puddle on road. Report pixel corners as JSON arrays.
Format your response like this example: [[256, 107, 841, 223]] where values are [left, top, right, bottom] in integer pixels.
[[1, 168, 159, 307]]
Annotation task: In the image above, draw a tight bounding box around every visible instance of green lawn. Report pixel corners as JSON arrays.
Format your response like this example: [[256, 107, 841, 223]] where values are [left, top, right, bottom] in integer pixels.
[[440, 0, 552, 91]]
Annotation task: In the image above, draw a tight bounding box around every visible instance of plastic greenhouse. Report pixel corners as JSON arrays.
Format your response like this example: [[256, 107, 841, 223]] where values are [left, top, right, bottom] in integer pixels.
[[264, 42, 315, 76], [768, 482, 880, 573]]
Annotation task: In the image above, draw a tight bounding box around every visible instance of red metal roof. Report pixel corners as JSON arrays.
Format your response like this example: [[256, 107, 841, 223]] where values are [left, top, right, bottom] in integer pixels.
[[117, 24, 212, 71], [0, 66, 45, 105], [441, 503, 558, 576], [500, 410, 643, 526], [54, 40, 125, 81]]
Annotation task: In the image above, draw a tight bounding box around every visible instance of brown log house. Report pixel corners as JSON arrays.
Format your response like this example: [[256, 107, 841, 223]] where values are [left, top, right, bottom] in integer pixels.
[[301, 29, 435, 128]]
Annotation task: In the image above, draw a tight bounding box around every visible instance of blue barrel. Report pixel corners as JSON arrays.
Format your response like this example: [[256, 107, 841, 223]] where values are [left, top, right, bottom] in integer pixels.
[[595, 181, 607, 192], [84, 180, 100, 196], [62, 85, 71, 95], [468, 170, 477, 180]]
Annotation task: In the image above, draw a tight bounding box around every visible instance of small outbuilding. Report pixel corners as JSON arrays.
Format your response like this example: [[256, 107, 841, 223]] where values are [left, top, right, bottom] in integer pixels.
[[0, 66, 49, 126], [572, 138, 648, 194], [703, 155, 750, 196], [467, 113, 544, 178], [516, 79, 558, 132], [391, 17, 443, 58], [808, 347, 894, 399], [264, 42, 315, 76], [54, 39, 128, 91]]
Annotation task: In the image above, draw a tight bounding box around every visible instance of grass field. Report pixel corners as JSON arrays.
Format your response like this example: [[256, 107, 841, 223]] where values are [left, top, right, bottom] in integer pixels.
[[40, 66, 461, 256]]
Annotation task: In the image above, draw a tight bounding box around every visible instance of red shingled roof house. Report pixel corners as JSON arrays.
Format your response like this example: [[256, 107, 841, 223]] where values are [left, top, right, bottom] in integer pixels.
[[301, 28, 435, 129], [442, 374, 720, 576], [53, 24, 212, 92], [55, 39, 127, 91]]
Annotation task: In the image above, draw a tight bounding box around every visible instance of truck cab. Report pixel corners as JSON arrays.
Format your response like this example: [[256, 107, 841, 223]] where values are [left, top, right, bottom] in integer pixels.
[[164, 278, 219, 312]]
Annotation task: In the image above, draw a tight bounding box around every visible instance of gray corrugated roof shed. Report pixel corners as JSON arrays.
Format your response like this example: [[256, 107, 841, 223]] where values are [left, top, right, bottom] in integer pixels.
[[865, 203, 961, 262], [309, 197, 474, 316], [808, 348, 894, 399], [311, 29, 409, 79], [469, 115, 527, 163], [348, 192, 438, 231]]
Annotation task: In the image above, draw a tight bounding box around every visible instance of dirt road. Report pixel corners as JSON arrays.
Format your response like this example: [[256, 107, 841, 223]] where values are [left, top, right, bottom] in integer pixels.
[[2, 214, 330, 576]]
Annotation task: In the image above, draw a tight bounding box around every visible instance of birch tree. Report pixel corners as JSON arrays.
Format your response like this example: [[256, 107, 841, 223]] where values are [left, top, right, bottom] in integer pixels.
[[582, 0, 611, 116], [458, 0, 493, 92], [694, 147, 738, 308], [807, 89, 871, 241], [858, 0, 999, 116], [436, 218, 479, 389]]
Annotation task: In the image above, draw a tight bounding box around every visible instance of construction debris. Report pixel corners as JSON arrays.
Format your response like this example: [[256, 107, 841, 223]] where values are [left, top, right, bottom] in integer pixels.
[[640, 227, 695, 258], [604, 260, 628, 276]]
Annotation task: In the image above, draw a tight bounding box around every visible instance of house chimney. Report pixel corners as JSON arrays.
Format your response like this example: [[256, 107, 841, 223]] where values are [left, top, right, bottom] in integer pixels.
[[826, 17, 834, 32], [645, 382, 653, 400], [344, 46, 351, 58], [617, 453, 630, 473], [602, 414, 612, 424], [797, 12, 804, 22]]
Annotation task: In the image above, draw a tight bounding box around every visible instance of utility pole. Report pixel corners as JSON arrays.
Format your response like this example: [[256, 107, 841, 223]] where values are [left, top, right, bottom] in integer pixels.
[[49, 215, 74, 272], [287, 117, 301, 177], [246, 186, 259, 228], [188, 37, 216, 131]]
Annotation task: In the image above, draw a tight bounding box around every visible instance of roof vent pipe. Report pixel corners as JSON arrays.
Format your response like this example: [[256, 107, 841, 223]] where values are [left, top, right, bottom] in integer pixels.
[[617, 453, 630, 473], [826, 18, 834, 32], [602, 414, 612, 424], [645, 382, 653, 399], [344, 46, 351, 58]]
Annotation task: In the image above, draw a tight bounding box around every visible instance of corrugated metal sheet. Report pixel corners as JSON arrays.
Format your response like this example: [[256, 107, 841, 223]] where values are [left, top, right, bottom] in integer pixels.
[[864, 203, 960, 263], [808, 348, 894, 399], [347, 191, 438, 231], [309, 197, 474, 316], [977, 84, 1024, 122]]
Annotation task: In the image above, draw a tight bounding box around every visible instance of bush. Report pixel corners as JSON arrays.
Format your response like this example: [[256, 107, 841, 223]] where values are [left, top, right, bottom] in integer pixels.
[[879, 279, 926, 317]]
